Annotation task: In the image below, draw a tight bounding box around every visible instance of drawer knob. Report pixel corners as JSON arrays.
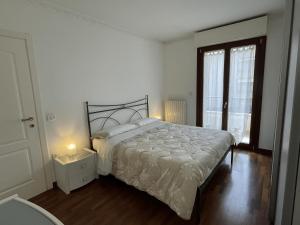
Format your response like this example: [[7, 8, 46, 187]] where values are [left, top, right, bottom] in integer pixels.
[[80, 163, 87, 169]]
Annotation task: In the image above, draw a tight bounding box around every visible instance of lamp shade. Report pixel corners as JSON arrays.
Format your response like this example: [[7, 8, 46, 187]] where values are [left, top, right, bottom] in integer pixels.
[[66, 144, 77, 157]]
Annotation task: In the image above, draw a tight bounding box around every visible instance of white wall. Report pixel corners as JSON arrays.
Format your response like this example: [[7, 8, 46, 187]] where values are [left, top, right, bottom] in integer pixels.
[[194, 16, 268, 47], [164, 37, 197, 125], [260, 13, 285, 150], [0, 0, 164, 157], [164, 14, 284, 150]]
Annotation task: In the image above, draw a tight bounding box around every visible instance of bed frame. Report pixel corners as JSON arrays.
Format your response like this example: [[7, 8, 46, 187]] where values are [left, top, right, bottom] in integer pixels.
[[85, 95, 149, 149], [85, 96, 233, 224], [191, 145, 233, 224]]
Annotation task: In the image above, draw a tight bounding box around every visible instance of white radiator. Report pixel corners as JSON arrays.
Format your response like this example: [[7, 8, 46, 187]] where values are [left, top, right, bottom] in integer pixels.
[[165, 100, 187, 124]]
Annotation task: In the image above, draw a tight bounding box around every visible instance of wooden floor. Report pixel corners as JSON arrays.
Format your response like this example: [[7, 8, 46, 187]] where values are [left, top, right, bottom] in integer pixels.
[[31, 150, 272, 225]]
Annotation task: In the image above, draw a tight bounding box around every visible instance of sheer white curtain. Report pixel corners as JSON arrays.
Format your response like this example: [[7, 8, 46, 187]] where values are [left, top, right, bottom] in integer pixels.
[[203, 50, 225, 130], [228, 45, 256, 144]]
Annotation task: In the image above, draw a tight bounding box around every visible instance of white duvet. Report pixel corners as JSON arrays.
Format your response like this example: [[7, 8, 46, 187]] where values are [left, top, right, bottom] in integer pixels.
[[93, 121, 234, 219]]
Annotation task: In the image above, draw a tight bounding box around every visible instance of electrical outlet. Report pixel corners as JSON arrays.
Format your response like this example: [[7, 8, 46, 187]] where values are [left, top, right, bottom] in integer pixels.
[[46, 112, 56, 122]]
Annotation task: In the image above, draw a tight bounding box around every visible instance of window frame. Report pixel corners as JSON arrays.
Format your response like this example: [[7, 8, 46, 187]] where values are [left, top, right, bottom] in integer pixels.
[[196, 36, 267, 150]]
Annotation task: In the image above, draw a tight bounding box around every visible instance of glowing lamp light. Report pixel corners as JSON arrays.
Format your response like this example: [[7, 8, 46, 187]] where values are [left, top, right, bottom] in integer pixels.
[[153, 115, 162, 120], [67, 143, 77, 158]]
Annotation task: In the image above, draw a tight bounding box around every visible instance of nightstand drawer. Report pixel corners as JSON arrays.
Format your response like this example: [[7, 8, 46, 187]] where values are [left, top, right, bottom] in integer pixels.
[[69, 173, 95, 190], [68, 155, 96, 183], [68, 156, 94, 172]]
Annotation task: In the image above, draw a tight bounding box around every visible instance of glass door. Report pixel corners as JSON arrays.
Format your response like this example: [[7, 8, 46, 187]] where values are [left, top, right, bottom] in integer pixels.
[[197, 37, 266, 149], [227, 45, 256, 144], [202, 50, 225, 130]]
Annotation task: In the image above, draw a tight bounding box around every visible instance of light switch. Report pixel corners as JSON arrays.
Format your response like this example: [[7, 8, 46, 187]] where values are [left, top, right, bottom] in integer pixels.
[[46, 112, 56, 122]]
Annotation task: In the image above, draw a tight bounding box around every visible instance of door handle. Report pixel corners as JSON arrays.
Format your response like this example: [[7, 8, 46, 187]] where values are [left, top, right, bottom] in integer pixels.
[[223, 102, 228, 110], [21, 117, 34, 122]]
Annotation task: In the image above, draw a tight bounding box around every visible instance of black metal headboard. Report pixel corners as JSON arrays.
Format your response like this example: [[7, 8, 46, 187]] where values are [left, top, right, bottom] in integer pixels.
[[85, 95, 149, 148]]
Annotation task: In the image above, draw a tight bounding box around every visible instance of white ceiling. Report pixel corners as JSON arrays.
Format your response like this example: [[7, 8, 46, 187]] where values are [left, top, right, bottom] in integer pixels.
[[44, 0, 285, 42]]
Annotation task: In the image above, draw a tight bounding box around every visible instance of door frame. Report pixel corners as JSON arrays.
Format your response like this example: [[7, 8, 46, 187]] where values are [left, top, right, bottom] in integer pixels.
[[0, 28, 53, 190], [196, 36, 267, 150]]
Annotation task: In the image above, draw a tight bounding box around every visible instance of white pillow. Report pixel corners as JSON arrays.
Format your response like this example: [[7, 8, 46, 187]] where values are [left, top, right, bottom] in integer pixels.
[[135, 118, 160, 126], [94, 123, 137, 138]]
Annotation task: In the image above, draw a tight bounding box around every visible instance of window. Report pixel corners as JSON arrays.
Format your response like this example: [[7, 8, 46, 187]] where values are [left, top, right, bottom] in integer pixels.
[[197, 37, 266, 150]]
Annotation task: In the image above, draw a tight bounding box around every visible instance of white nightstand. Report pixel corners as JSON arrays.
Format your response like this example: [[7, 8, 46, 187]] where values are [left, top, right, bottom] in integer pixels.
[[53, 148, 97, 194]]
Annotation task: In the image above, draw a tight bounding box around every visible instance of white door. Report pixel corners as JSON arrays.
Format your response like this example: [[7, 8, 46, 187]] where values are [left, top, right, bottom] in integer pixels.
[[0, 34, 47, 199]]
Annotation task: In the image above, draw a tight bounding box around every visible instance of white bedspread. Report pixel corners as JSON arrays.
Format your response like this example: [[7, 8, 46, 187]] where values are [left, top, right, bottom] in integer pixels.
[[93, 122, 234, 219], [93, 121, 162, 175]]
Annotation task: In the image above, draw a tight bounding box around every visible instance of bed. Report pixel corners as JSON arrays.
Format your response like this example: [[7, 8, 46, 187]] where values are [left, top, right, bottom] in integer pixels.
[[85, 96, 235, 222]]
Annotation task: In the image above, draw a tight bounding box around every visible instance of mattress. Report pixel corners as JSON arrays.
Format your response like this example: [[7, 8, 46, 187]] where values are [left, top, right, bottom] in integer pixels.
[[93, 121, 234, 219]]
